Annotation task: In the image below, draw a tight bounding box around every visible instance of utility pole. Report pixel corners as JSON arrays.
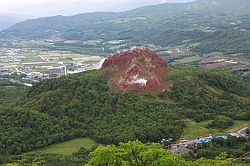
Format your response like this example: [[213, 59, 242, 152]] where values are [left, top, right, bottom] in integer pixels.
[[64, 65, 67, 76]]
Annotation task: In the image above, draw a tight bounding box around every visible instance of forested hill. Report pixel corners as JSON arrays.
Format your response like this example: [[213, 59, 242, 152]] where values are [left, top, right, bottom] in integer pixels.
[[1, 0, 250, 56], [0, 14, 28, 30], [1, 65, 249, 157]]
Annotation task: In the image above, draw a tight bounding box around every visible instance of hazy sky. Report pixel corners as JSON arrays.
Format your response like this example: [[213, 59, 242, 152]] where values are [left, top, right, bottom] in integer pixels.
[[0, 0, 196, 16], [0, 0, 46, 11], [0, 0, 113, 11], [0, 0, 191, 11], [0, 0, 126, 11]]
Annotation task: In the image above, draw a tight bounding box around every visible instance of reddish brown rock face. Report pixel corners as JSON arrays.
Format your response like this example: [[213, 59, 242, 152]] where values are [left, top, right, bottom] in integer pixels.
[[101, 48, 171, 93]]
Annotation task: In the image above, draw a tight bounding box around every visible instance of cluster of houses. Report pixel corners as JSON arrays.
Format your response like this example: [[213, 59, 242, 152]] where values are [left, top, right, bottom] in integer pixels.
[[163, 126, 250, 155], [164, 135, 228, 155]]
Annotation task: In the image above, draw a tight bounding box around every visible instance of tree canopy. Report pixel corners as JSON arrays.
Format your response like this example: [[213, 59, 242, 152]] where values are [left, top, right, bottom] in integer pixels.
[[86, 141, 247, 166]]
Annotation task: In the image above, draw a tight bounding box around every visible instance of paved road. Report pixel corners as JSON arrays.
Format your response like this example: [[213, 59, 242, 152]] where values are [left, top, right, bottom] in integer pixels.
[[235, 126, 249, 137]]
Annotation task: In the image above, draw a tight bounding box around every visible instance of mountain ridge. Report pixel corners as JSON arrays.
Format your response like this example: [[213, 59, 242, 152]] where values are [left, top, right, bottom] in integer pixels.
[[1, 0, 249, 57], [6, 0, 196, 18], [2, 0, 250, 39], [0, 13, 30, 30]]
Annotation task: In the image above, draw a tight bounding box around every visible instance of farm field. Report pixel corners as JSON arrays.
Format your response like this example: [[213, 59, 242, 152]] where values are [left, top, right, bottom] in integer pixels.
[[172, 56, 202, 64], [180, 120, 226, 140], [35, 138, 97, 155], [1, 39, 249, 82], [226, 120, 250, 133], [0, 48, 102, 81], [181, 120, 249, 140]]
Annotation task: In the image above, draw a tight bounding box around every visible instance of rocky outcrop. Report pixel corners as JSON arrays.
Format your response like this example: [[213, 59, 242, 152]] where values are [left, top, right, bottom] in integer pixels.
[[101, 48, 172, 93]]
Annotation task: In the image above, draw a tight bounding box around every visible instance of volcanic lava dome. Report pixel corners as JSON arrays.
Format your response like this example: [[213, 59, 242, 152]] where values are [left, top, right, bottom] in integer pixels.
[[101, 47, 172, 93]]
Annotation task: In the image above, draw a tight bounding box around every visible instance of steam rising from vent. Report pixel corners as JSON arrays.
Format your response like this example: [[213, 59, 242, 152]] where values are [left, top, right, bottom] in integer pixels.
[[131, 78, 148, 86], [98, 58, 107, 69], [161, 0, 167, 3]]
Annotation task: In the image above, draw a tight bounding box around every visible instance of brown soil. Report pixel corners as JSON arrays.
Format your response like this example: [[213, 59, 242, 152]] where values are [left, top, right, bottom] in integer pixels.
[[101, 48, 172, 93]]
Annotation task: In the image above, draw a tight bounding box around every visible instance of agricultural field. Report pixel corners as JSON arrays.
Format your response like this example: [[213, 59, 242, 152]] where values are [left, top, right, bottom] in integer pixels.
[[35, 138, 97, 155], [157, 45, 250, 81], [172, 56, 202, 65], [1, 39, 249, 83], [181, 120, 250, 140], [0, 44, 103, 82], [180, 120, 226, 140]]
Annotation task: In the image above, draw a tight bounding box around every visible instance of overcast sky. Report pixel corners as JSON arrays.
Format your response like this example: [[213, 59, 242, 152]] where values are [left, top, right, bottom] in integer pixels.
[[0, 0, 125, 11], [0, 0, 195, 11], [0, 0, 159, 16], [0, 0, 108, 11], [0, 0, 196, 17], [0, 0, 47, 11]]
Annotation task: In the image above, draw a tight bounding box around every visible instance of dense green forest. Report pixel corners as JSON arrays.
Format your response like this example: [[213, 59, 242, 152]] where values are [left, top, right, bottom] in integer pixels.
[[3, 140, 249, 166], [192, 136, 250, 160], [86, 141, 248, 166], [1, 0, 250, 57], [1, 66, 249, 163], [0, 80, 27, 106], [161, 67, 250, 121]]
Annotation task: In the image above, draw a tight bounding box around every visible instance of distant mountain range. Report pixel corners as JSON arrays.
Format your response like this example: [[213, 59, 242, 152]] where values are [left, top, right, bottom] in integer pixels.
[[1, 0, 249, 58], [0, 0, 196, 30], [0, 14, 30, 30], [11, 0, 196, 17]]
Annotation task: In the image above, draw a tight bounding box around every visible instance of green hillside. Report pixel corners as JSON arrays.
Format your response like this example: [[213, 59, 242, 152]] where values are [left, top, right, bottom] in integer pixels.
[[1, 0, 250, 57], [161, 66, 250, 121], [1, 66, 249, 158], [1, 1, 250, 165], [36, 138, 96, 155], [0, 80, 27, 106]]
